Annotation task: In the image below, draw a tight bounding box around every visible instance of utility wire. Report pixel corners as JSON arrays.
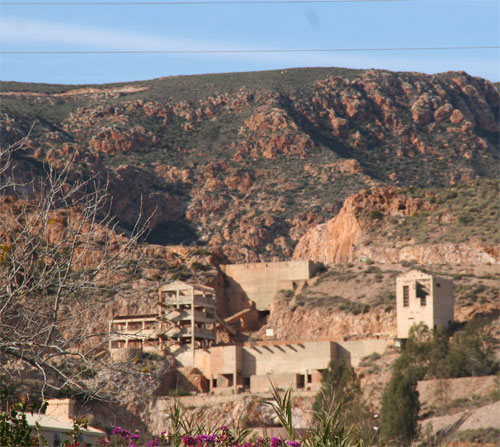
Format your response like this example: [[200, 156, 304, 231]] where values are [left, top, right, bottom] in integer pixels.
[[3, 0, 496, 4], [0, 0, 412, 4], [1, 46, 498, 54]]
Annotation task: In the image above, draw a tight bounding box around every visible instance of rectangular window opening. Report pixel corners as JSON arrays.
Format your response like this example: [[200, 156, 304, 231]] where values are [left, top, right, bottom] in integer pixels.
[[403, 286, 409, 307], [297, 374, 305, 389]]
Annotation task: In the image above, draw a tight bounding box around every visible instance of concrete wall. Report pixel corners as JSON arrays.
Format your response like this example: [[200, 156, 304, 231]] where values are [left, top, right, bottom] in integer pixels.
[[174, 337, 392, 395], [397, 270, 453, 338], [221, 260, 322, 312], [240, 341, 335, 377], [37, 428, 103, 447], [337, 339, 392, 367], [250, 373, 301, 393], [432, 276, 454, 330], [191, 340, 336, 392]]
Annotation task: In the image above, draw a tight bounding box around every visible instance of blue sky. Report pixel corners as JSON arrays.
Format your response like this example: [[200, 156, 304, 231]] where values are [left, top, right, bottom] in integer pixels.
[[0, 0, 499, 84]]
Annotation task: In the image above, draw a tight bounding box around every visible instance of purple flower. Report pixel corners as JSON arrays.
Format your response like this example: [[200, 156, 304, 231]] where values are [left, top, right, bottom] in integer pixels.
[[112, 426, 122, 435], [286, 442, 301, 447], [182, 435, 197, 446], [219, 425, 229, 431], [271, 437, 283, 447], [196, 434, 217, 444], [146, 439, 159, 447]]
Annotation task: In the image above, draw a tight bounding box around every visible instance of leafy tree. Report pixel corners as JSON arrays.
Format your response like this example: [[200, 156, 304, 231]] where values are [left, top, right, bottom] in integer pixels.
[[380, 370, 420, 445], [393, 320, 498, 382], [313, 360, 360, 413], [313, 360, 378, 445], [0, 404, 38, 447], [380, 319, 498, 444], [444, 318, 498, 377]]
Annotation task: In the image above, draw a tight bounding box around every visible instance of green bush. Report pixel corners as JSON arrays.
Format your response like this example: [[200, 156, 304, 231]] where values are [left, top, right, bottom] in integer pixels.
[[380, 320, 499, 445]]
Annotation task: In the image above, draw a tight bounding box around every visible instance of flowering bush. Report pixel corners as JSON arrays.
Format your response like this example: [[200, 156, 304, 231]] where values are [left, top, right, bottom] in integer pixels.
[[178, 428, 300, 447], [111, 424, 302, 447], [106, 384, 380, 447], [111, 424, 301, 447]]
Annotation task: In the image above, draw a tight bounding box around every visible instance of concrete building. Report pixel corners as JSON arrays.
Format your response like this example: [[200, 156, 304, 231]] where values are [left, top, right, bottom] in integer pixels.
[[158, 282, 217, 354], [107, 267, 393, 397], [396, 270, 454, 339], [109, 282, 216, 360], [221, 260, 323, 314], [193, 340, 336, 394], [181, 338, 388, 394], [27, 399, 105, 447]]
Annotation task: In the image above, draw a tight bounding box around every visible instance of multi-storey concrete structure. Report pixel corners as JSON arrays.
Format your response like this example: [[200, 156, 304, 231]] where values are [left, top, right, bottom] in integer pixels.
[[158, 282, 217, 356], [108, 265, 393, 397], [396, 270, 454, 339], [109, 282, 216, 360]]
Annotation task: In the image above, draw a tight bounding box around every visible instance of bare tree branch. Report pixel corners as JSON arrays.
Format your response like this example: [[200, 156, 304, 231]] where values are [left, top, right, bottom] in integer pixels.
[[0, 133, 162, 403]]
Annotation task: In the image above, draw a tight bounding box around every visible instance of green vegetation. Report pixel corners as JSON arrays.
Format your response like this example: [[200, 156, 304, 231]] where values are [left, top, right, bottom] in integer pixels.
[[313, 360, 379, 445], [380, 369, 420, 445], [396, 321, 498, 381], [380, 321, 499, 444], [0, 405, 41, 447], [388, 179, 500, 245]]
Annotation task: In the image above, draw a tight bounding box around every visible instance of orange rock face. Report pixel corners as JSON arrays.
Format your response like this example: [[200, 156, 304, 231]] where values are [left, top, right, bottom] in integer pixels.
[[293, 187, 429, 263], [293, 186, 499, 265]]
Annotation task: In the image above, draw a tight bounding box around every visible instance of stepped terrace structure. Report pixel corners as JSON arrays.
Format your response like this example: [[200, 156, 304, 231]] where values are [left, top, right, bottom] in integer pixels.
[[109, 281, 216, 360], [396, 270, 454, 339]]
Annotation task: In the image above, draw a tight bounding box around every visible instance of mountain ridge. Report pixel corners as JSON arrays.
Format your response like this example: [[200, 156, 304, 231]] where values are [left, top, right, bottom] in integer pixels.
[[1, 66, 498, 262]]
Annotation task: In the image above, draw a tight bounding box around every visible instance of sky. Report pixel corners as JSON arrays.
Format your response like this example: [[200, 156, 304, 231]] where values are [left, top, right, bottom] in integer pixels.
[[0, 0, 499, 85]]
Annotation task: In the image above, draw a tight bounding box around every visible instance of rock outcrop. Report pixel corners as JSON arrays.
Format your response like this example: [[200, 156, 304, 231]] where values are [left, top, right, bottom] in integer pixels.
[[294, 185, 499, 265]]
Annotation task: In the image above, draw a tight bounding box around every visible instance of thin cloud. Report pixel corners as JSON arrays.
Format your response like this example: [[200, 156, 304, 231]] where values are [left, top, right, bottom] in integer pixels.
[[0, 16, 219, 51], [1, 16, 497, 81]]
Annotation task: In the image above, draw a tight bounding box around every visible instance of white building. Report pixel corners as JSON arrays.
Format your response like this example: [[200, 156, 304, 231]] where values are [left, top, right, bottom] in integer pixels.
[[396, 270, 454, 339], [27, 399, 105, 447]]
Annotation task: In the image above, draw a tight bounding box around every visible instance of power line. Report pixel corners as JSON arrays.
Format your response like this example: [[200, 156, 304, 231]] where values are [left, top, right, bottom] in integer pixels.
[[2, 0, 496, 4], [1, 46, 498, 54], [0, 0, 412, 5]]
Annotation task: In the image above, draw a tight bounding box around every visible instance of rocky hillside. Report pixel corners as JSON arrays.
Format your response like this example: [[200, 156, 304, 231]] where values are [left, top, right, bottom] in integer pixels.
[[1, 67, 499, 262], [258, 261, 499, 342], [293, 179, 499, 264]]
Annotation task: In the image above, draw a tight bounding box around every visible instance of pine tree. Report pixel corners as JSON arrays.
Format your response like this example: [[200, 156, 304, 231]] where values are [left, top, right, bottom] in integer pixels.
[[380, 370, 420, 445]]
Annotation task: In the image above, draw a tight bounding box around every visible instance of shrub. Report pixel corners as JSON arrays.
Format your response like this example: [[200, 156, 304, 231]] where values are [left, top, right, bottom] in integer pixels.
[[366, 210, 383, 220]]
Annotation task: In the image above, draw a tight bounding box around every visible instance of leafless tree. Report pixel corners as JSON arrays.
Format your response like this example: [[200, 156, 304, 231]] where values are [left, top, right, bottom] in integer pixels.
[[0, 135, 161, 402]]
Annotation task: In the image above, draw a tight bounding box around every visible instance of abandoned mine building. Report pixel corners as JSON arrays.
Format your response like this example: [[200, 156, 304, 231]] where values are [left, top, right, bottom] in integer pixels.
[[108, 262, 454, 395], [396, 269, 454, 339]]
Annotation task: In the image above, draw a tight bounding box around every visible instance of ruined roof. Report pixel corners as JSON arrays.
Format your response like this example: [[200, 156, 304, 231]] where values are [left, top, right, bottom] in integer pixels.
[[26, 413, 105, 435]]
